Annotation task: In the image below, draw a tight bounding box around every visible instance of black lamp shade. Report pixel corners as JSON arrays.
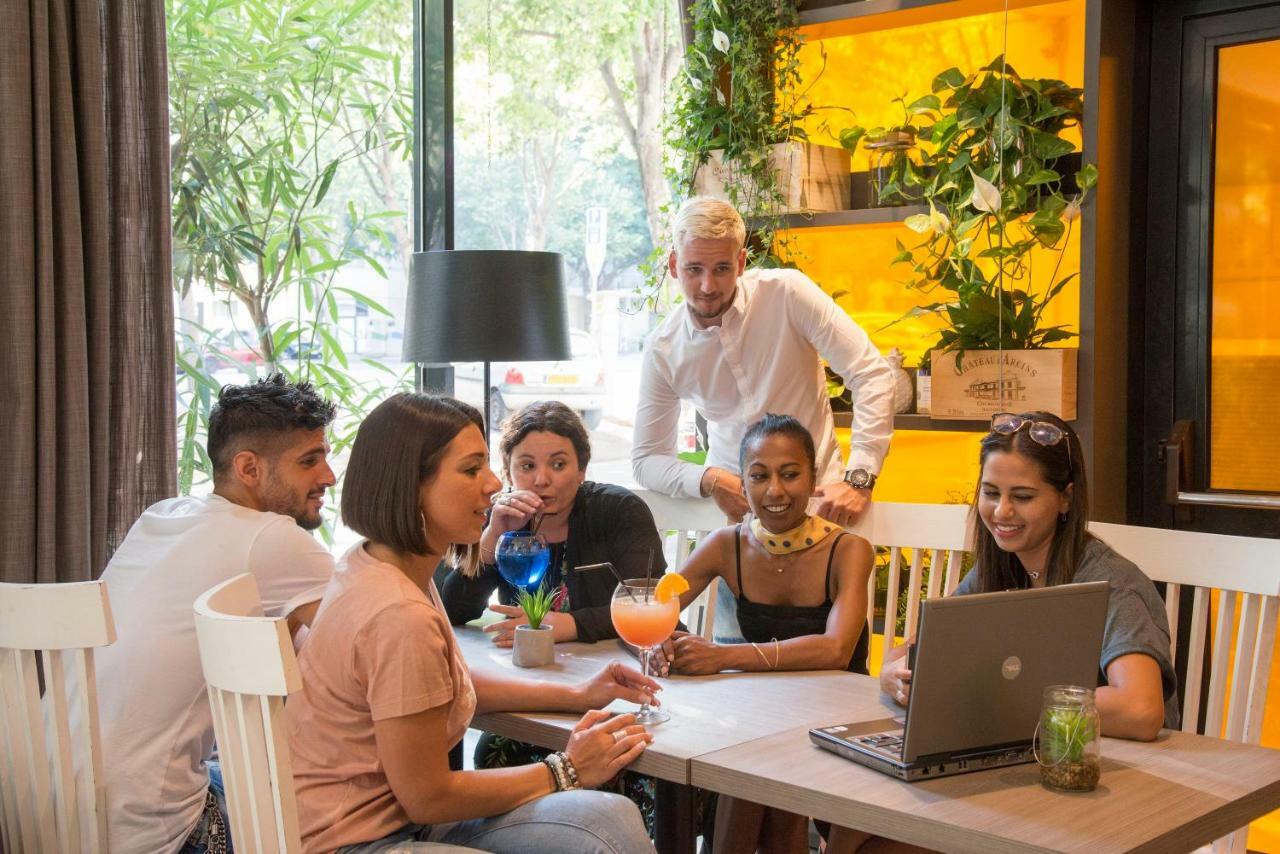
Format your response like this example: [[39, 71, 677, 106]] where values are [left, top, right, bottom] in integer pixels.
[[401, 250, 571, 363]]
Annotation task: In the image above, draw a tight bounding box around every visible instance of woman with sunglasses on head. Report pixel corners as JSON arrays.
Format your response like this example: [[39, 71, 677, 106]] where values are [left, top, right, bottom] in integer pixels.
[[879, 411, 1178, 742], [286, 394, 657, 854]]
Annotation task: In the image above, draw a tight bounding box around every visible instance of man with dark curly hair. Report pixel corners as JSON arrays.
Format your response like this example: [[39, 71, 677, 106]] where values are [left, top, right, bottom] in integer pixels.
[[95, 374, 338, 854]]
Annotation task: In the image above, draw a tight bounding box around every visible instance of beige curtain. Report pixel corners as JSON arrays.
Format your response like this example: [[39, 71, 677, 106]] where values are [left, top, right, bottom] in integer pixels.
[[1, 0, 175, 584]]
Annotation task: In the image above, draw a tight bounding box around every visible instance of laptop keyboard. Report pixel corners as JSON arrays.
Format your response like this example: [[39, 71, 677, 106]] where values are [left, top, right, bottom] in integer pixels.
[[855, 732, 904, 756]]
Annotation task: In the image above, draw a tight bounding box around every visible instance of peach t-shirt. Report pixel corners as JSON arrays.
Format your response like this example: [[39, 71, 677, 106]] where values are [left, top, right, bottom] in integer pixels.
[[287, 543, 477, 853]]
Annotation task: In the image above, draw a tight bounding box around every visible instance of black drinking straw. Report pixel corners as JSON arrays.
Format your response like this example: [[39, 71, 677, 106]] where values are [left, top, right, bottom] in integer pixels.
[[575, 561, 638, 601], [644, 548, 654, 602]]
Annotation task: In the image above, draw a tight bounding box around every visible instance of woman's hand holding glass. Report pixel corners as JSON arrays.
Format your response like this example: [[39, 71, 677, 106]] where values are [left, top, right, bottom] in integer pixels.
[[564, 710, 652, 787], [667, 632, 727, 676], [479, 489, 544, 557], [574, 660, 663, 711]]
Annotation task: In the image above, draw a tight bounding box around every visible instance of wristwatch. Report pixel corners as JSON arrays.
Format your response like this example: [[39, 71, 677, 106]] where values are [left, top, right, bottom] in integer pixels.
[[843, 468, 877, 490]]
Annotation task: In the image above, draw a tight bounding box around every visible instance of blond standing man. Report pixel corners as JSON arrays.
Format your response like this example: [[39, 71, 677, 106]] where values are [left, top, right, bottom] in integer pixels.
[[632, 197, 895, 527]]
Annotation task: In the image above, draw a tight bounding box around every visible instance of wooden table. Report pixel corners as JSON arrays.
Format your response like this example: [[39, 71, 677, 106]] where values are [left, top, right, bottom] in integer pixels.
[[456, 628, 884, 852], [457, 628, 1280, 853], [691, 724, 1280, 854]]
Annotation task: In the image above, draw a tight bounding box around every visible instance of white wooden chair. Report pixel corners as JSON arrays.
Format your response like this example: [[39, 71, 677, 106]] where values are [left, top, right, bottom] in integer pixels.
[[0, 580, 116, 854], [193, 573, 303, 854], [635, 489, 728, 638], [1090, 522, 1280, 854], [858, 502, 974, 668]]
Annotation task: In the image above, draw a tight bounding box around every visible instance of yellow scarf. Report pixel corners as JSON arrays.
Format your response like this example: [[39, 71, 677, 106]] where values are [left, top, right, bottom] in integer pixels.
[[749, 515, 838, 555]]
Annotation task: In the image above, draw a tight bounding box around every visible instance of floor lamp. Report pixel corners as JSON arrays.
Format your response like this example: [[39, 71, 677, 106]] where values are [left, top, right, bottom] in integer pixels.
[[401, 249, 571, 434]]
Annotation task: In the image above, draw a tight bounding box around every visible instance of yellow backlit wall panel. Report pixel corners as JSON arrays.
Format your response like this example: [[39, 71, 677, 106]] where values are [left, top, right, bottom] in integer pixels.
[[1209, 39, 1280, 493], [783, 224, 1080, 370], [795, 1, 1086, 169]]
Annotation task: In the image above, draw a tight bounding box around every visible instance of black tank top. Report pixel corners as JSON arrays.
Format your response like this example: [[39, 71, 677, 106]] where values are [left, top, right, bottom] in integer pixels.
[[734, 524, 869, 675]]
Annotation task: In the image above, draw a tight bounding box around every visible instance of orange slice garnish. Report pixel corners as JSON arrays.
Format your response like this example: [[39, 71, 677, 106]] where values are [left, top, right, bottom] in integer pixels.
[[654, 574, 690, 603]]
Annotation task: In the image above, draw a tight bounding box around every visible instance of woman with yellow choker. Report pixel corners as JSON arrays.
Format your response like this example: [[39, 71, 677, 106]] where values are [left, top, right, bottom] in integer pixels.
[[659, 413, 872, 679], [656, 414, 873, 854]]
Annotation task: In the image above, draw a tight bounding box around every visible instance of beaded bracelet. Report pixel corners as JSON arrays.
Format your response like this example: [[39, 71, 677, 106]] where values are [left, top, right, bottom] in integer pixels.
[[542, 751, 581, 791]]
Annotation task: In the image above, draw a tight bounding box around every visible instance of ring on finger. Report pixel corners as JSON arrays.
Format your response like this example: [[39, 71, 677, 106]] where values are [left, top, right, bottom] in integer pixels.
[[612, 730, 624, 744]]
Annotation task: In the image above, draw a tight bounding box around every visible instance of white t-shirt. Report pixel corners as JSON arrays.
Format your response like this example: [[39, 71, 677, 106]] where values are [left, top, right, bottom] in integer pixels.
[[95, 494, 333, 854]]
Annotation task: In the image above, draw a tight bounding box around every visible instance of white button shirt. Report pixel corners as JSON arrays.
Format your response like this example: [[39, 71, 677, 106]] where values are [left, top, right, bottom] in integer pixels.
[[632, 268, 895, 498]]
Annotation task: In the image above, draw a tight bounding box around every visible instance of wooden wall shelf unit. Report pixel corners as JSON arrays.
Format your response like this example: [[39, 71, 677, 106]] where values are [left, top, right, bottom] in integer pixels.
[[781, 0, 1138, 520], [835, 412, 991, 433], [750, 205, 926, 230]]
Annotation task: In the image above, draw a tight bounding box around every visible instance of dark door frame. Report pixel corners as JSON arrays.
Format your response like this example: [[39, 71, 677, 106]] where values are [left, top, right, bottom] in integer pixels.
[[1135, 0, 1280, 534]]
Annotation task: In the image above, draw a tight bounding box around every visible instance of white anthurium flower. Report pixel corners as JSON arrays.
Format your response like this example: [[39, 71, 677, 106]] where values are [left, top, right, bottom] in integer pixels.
[[712, 29, 730, 53], [715, 87, 726, 106], [905, 213, 932, 234], [928, 203, 951, 235], [969, 168, 1002, 213], [1064, 196, 1082, 223], [687, 73, 703, 91]]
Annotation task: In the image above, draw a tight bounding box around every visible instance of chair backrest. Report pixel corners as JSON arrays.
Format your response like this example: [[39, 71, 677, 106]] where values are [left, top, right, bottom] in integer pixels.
[[0, 581, 115, 854], [635, 490, 728, 638], [193, 573, 302, 854], [1089, 522, 1280, 745], [860, 502, 974, 667]]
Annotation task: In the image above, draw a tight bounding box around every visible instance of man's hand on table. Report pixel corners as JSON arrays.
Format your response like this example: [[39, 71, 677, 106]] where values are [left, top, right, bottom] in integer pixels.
[[812, 480, 871, 528], [483, 605, 577, 646], [701, 466, 748, 522]]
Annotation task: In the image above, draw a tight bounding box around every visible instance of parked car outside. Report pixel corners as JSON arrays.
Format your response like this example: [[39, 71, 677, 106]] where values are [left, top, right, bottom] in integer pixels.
[[455, 329, 606, 430]]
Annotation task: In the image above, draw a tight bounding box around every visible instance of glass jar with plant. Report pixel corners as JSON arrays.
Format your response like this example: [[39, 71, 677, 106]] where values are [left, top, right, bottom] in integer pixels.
[[839, 96, 928, 208], [1035, 684, 1102, 791], [511, 583, 566, 668], [844, 57, 1098, 371]]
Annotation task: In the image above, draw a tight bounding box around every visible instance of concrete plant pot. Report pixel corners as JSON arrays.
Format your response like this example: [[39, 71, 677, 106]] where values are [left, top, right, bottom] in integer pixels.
[[512, 624, 555, 668]]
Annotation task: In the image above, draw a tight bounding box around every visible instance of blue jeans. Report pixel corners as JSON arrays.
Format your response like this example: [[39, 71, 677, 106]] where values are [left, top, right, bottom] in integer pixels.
[[338, 790, 652, 854], [181, 761, 233, 854]]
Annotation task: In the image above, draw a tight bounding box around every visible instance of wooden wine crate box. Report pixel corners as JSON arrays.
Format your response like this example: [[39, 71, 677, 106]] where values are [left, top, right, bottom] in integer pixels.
[[929, 349, 1078, 420], [694, 141, 851, 213]]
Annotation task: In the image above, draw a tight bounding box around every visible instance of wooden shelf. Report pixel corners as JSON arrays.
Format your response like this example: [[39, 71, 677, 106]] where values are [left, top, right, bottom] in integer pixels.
[[833, 412, 991, 432], [752, 205, 926, 230], [798, 0, 1069, 39]]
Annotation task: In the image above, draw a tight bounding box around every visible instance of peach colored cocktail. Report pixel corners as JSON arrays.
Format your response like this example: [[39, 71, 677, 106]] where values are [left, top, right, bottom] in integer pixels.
[[611, 597, 680, 648], [610, 578, 679, 725]]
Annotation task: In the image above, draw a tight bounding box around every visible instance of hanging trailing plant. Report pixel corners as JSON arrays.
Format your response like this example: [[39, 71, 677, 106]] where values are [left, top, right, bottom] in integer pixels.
[[641, 0, 817, 303], [844, 57, 1098, 369]]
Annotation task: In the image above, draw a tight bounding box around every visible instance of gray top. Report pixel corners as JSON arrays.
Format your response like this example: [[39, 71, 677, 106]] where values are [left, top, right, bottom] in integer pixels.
[[954, 537, 1180, 729]]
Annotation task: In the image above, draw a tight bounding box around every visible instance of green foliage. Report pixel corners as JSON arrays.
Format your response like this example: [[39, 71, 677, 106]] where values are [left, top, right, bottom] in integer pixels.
[[844, 58, 1097, 370], [516, 582, 561, 629], [1040, 704, 1098, 764], [167, 0, 414, 518], [657, 0, 817, 300]]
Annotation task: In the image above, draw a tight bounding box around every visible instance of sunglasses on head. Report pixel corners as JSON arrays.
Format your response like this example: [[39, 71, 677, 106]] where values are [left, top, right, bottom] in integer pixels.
[[989, 412, 1072, 473]]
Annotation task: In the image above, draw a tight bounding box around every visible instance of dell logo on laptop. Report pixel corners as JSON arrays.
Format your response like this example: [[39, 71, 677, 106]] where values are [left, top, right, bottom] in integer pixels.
[[1002, 656, 1022, 680]]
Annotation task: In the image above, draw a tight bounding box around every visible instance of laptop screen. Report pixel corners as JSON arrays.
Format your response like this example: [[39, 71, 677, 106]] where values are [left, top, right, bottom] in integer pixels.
[[902, 581, 1109, 762]]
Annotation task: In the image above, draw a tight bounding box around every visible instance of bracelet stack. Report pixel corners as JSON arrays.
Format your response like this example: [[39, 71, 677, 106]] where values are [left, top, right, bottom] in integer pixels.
[[542, 750, 581, 791], [750, 637, 781, 670]]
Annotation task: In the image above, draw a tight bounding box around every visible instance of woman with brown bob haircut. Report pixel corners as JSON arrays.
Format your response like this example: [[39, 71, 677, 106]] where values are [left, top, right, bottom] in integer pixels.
[[286, 393, 658, 854]]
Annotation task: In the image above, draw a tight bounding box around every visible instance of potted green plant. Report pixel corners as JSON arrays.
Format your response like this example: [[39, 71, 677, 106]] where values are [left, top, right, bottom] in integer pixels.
[[512, 583, 565, 668], [846, 58, 1097, 419], [1037, 685, 1101, 791], [667, 0, 845, 268]]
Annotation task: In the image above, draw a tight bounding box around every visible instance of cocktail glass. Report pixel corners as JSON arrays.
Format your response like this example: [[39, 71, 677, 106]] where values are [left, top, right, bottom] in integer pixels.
[[495, 530, 550, 590], [610, 578, 679, 725]]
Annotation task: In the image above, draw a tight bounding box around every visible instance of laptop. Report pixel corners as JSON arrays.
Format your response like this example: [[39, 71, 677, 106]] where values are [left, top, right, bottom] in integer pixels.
[[810, 581, 1109, 781]]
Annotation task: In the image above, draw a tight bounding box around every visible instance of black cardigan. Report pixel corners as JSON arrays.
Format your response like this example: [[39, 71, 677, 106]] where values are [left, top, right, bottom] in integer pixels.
[[440, 481, 667, 642]]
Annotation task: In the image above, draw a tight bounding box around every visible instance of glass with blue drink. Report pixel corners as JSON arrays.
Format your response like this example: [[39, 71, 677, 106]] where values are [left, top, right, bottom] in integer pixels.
[[495, 530, 551, 590]]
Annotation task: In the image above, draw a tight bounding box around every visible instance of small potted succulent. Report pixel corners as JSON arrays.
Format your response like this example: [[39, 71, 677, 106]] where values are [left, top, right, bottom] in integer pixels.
[[511, 583, 566, 668]]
